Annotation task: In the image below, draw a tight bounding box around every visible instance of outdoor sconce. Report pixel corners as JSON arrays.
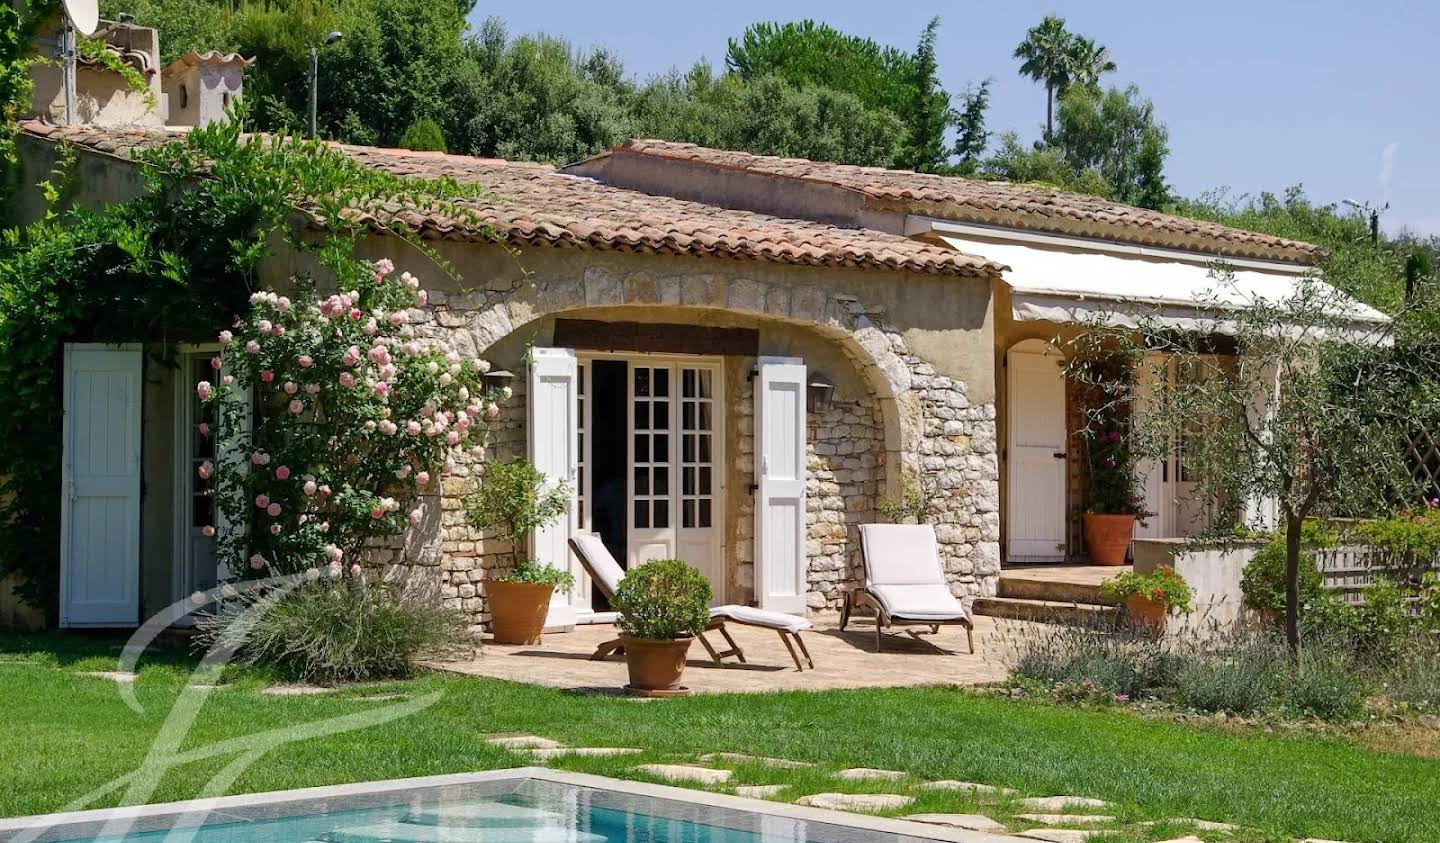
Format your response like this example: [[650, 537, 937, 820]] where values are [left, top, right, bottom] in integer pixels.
[[807, 372, 836, 413], [484, 368, 515, 394]]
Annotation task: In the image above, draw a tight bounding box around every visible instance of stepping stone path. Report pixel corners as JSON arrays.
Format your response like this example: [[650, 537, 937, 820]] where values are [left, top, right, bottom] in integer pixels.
[[525, 747, 642, 760], [261, 684, 335, 695], [700, 753, 812, 769], [1016, 831, 1102, 843], [635, 764, 732, 785], [903, 814, 1007, 833], [837, 767, 906, 781], [735, 785, 788, 799], [1016, 814, 1115, 826], [1141, 819, 1238, 832], [1015, 796, 1112, 811], [1152, 837, 1206, 843], [795, 793, 914, 812], [82, 671, 137, 683], [487, 735, 564, 750], [920, 780, 1017, 797]]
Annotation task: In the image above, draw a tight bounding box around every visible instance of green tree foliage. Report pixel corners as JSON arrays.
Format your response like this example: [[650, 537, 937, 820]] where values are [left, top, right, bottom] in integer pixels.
[[1012, 14, 1116, 138], [895, 17, 949, 172], [398, 118, 447, 152], [1053, 84, 1169, 209], [725, 19, 916, 116], [949, 79, 991, 176]]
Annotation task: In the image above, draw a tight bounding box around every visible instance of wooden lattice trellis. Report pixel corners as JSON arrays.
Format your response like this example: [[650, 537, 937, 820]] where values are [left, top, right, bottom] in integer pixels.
[[1403, 428, 1440, 503]]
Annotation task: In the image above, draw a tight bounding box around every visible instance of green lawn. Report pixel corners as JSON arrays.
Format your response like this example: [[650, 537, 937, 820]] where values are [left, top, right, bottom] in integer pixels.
[[1, 633, 1436, 843]]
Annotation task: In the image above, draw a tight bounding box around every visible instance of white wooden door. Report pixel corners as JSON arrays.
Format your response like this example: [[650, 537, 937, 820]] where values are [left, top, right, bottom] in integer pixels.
[[527, 347, 580, 626], [1133, 354, 1172, 540], [628, 363, 675, 569], [755, 357, 807, 614], [61, 343, 142, 627], [1006, 347, 1068, 561]]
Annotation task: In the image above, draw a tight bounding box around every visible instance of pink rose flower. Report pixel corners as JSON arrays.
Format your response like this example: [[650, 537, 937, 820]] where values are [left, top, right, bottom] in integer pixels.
[[283, 381, 298, 394], [298, 354, 314, 368], [275, 465, 291, 480], [389, 311, 407, 326], [319, 520, 330, 531], [269, 523, 282, 535], [416, 471, 430, 486], [304, 383, 320, 395], [417, 289, 428, 306], [349, 308, 363, 321], [350, 563, 362, 578], [288, 399, 305, 414], [370, 506, 385, 520], [339, 372, 357, 389], [375, 258, 395, 276], [342, 346, 361, 367], [245, 340, 260, 354], [272, 325, 285, 336], [409, 509, 423, 526], [374, 381, 390, 397], [378, 420, 397, 435], [267, 503, 281, 517], [210, 357, 222, 370], [303, 480, 318, 496], [222, 374, 235, 385], [218, 330, 233, 343], [487, 402, 500, 419], [250, 451, 267, 466], [276, 296, 291, 312], [197, 422, 209, 437], [363, 318, 378, 335], [257, 319, 272, 334], [445, 431, 461, 446], [324, 544, 342, 562], [255, 494, 270, 508], [249, 553, 266, 570], [196, 381, 213, 401], [197, 461, 213, 480], [201, 525, 215, 537], [319, 485, 332, 498], [260, 370, 274, 383]]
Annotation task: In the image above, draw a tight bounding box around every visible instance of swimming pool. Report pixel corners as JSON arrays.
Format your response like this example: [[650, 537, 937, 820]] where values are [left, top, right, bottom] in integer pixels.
[[0, 769, 1011, 843]]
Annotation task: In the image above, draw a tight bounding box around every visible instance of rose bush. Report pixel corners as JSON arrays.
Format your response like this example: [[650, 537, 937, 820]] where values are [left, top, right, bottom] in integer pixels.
[[198, 258, 506, 581]]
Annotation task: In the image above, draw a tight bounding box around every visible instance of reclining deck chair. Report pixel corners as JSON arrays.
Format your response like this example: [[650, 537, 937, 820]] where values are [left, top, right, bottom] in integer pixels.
[[841, 523, 975, 653], [568, 534, 815, 671]]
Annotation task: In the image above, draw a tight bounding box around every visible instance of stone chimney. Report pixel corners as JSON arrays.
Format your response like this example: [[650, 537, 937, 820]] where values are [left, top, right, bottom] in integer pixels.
[[162, 51, 252, 128]]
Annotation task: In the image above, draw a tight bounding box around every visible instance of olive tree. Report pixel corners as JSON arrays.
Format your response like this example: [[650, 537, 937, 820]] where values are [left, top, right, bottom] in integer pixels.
[[1063, 269, 1440, 651]]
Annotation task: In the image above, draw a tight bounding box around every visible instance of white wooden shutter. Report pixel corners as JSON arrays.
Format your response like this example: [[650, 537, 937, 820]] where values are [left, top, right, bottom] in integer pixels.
[[1133, 354, 1170, 540], [61, 343, 143, 627], [527, 347, 580, 627], [754, 357, 807, 614]]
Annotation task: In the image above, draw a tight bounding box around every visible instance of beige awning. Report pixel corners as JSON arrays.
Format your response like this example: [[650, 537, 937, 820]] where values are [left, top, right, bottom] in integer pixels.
[[937, 232, 1391, 340]]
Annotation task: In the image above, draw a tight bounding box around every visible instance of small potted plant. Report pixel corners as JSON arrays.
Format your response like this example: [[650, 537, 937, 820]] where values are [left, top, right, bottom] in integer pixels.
[[1100, 566, 1193, 631], [612, 558, 712, 696], [464, 458, 574, 644]]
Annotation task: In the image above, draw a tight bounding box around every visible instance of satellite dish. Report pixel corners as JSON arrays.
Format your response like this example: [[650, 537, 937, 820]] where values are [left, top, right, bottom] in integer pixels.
[[61, 0, 100, 36]]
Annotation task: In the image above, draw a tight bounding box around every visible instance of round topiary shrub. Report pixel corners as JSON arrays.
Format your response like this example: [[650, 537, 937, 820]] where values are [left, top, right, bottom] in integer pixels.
[[613, 558, 712, 641]]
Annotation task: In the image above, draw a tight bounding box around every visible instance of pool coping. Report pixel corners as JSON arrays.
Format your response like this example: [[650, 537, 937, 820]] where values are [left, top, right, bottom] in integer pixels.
[[0, 767, 1031, 843]]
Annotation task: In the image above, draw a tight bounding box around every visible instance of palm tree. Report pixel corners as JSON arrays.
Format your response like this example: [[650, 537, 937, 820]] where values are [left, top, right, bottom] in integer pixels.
[[1013, 14, 1074, 138], [1066, 36, 1116, 91]]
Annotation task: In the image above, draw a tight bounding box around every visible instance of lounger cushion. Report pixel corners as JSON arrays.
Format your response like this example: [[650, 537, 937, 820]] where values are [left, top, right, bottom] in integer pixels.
[[867, 583, 969, 621], [858, 524, 946, 586], [569, 533, 624, 600], [711, 604, 813, 631]]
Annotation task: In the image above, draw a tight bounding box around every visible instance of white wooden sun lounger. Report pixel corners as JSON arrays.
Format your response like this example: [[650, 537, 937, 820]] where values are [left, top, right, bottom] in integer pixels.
[[568, 534, 815, 670], [840, 523, 975, 653]]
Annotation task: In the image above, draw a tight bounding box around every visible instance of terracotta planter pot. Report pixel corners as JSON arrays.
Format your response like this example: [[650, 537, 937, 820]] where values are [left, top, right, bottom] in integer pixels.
[[620, 635, 693, 695], [1124, 594, 1168, 632], [1084, 513, 1136, 566], [483, 580, 555, 645]]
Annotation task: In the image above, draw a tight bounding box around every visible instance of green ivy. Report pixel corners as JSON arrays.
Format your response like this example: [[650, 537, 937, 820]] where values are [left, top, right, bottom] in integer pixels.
[[75, 35, 158, 110], [0, 108, 495, 618]]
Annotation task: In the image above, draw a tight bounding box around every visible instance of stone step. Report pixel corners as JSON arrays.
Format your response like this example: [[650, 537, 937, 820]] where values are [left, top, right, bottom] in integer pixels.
[[971, 597, 1119, 625], [998, 576, 1117, 606]]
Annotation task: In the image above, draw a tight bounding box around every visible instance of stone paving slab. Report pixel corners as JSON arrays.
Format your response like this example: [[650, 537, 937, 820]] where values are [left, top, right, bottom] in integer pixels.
[[1141, 819, 1238, 832], [837, 768, 907, 781], [794, 793, 914, 812], [903, 814, 1008, 833], [81, 671, 138, 683], [1014, 815, 1115, 826], [486, 735, 564, 749], [433, 615, 1031, 693], [1015, 831, 1102, 843], [1014, 797, 1112, 811], [700, 753, 812, 769], [635, 764, 732, 784], [1152, 837, 1206, 843], [734, 785, 789, 798], [921, 781, 1018, 797], [525, 747, 641, 760]]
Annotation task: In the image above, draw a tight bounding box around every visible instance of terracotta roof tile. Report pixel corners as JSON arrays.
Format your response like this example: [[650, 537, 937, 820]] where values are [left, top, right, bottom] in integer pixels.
[[605, 140, 1323, 264], [17, 121, 1002, 280]]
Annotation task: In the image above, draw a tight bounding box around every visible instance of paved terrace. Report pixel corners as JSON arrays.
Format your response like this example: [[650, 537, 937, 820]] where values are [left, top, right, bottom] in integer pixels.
[[434, 614, 1039, 693]]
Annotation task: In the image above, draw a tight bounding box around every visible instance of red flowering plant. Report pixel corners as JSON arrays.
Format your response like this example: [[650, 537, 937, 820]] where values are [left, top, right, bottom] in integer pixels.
[[1074, 353, 1145, 516], [1099, 566, 1194, 612], [196, 258, 504, 581]]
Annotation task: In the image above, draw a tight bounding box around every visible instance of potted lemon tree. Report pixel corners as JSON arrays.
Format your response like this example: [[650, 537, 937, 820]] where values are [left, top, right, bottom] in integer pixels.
[[464, 458, 574, 644], [612, 558, 712, 696]]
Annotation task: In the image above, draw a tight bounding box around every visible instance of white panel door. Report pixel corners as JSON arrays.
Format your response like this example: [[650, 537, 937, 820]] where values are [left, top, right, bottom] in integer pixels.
[[1006, 348, 1067, 561], [61, 343, 142, 628], [527, 347, 581, 625], [755, 357, 807, 614]]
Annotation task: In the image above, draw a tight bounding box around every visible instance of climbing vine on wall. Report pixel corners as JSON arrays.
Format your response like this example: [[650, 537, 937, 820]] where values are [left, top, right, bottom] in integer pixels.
[[0, 107, 491, 615]]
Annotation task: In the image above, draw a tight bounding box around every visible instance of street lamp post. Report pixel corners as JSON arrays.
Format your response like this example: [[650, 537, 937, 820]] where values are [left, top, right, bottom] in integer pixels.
[[308, 31, 343, 139]]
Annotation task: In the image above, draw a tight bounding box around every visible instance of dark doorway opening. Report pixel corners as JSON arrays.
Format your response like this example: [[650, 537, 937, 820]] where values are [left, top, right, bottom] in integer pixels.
[[589, 360, 628, 610]]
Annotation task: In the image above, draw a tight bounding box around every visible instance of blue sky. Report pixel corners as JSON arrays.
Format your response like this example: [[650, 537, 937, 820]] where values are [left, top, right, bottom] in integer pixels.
[[467, 1, 1440, 235]]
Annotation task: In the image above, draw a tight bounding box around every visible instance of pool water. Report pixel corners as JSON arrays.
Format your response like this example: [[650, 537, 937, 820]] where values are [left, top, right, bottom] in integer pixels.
[[79, 793, 768, 843]]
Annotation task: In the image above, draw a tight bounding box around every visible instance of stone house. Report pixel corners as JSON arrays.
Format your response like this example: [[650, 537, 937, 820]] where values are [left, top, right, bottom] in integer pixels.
[[11, 121, 1386, 631]]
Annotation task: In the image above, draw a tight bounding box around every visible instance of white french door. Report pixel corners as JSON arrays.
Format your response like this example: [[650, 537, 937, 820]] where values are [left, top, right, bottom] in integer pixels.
[[576, 354, 724, 605], [1135, 354, 1218, 539], [61, 343, 142, 628]]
